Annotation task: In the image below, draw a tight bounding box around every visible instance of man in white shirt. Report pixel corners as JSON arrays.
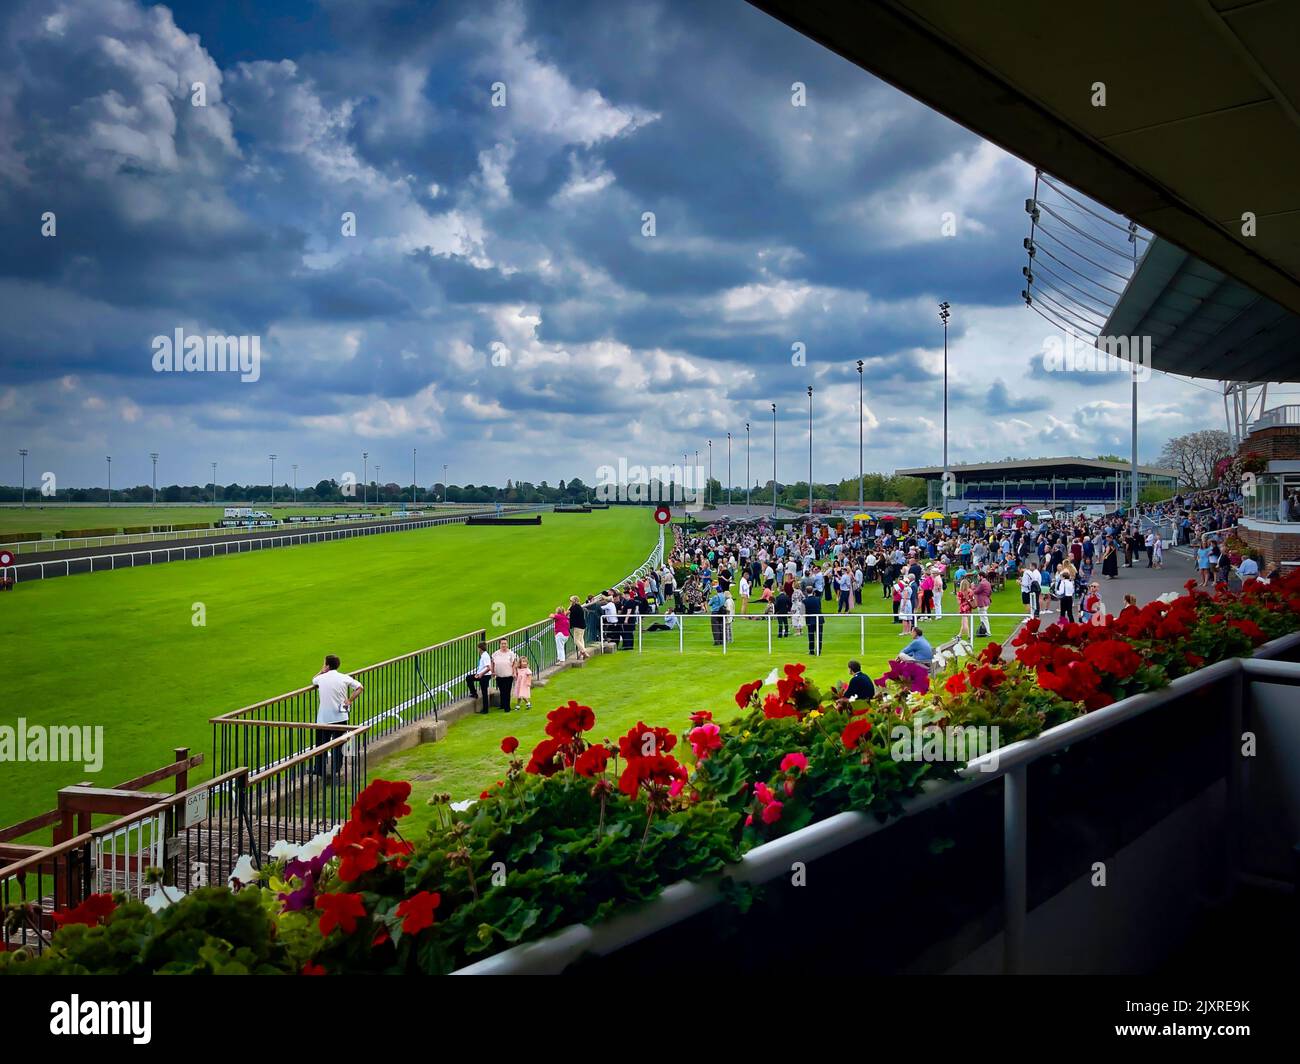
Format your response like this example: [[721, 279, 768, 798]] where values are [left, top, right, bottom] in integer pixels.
[[312, 654, 363, 774], [468, 640, 492, 713]]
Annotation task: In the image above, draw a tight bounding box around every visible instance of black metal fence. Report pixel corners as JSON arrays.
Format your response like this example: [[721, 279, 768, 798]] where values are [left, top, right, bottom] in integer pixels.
[[212, 630, 485, 775]]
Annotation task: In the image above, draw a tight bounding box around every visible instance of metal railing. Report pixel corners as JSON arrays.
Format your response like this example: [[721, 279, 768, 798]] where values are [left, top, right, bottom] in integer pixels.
[[1249, 404, 1300, 433], [1, 506, 548, 584], [212, 631, 484, 775], [599, 610, 1031, 656], [0, 727, 368, 954]]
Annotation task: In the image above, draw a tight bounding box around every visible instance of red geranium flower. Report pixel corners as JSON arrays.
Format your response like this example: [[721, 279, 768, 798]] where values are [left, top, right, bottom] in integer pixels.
[[618, 722, 677, 760], [52, 893, 116, 929], [944, 672, 969, 695], [544, 700, 596, 742], [761, 693, 800, 720], [500, 736, 519, 755], [760, 800, 784, 825], [574, 745, 609, 777], [689, 710, 714, 726], [754, 781, 776, 805], [779, 752, 808, 774], [394, 891, 441, 935], [334, 833, 381, 882], [688, 723, 723, 761], [352, 779, 412, 830], [525, 736, 566, 776], [301, 962, 327, 976], [841, 718, 872, 749], [618, 752, 687, 796], [735, 680, 762, 708], [318, 892, 367, 936]]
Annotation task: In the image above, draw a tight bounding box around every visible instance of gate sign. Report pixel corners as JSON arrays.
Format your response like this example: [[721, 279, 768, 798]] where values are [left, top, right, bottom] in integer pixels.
[[654, 506, 672, 525], [0, 550, 13, 566], [183, 789, 208, 829]]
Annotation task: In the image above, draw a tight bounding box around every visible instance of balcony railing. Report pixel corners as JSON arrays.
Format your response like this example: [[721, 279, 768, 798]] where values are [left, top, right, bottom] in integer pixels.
[[1249, 404, 1300, 432]]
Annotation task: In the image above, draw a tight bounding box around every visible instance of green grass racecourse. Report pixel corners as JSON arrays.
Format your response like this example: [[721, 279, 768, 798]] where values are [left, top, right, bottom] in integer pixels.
[[377, 583, 1028, 833], [0, 504, 452, 539], [0, 508, 656, 833]]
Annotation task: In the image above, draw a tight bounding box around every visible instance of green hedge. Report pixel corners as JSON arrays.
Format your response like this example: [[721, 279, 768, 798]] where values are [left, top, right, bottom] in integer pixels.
[[121, 525, 152, 534], [56, 527, 118, 538], [2, 531, 42, 543]]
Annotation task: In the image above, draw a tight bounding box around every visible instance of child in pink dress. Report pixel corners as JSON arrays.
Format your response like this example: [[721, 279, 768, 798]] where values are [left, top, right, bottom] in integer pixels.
[[512, 657, 533, 710]]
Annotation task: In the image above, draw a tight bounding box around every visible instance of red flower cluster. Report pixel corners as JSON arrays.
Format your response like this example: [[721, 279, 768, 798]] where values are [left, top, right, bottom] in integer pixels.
[[394, 890, 440, 935], [618, 751, 687, 797], [734, 680, 762, 709], [689, 710, 714, 726], [545, 700, 595, 742], [688, 723, 723, 761], [574, 745, 610, 778], [841, 718, 872, 749], [317, 891, 366, 936], [500, 736, 519, 755], [618, 722, 677, 760], [52, 893, 116, 929], [352, 779, 412, 833]]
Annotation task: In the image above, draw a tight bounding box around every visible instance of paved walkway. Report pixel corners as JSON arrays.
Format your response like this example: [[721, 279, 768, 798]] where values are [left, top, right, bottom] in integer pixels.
[[1089, 551, 1198, 606]]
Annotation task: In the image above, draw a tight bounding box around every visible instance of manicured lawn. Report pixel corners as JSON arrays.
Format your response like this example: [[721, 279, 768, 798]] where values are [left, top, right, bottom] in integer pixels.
[[378, 584, 1027, 835], [0, 508, 655, 832], [0, 504, 455, 538]]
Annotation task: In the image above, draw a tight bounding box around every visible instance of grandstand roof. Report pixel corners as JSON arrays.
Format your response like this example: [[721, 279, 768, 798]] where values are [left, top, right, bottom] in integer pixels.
[[897, 457, 1178, 480], [750, 0, 1300, 320]]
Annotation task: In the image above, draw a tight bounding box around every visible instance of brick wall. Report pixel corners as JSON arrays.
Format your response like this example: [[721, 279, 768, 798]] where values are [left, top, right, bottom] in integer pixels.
[[1238, 526, 1300, 567], [1239, 425, 1300, 463]]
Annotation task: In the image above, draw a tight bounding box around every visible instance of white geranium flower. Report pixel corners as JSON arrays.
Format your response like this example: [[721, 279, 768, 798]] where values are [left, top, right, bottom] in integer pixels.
[[450, 798, 477, 813], [228, 854, 259, 890]]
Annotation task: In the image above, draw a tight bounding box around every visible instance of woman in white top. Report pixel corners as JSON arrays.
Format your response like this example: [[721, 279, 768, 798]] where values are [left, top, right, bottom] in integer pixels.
[[931, 569, 944, 620], [723, 591, 736, 643], [738, 575, 751, 614], [791, 587, 806, 633]]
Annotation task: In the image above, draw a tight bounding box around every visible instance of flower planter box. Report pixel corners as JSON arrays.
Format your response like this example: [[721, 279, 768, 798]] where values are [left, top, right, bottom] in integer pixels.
[[453, 632, 1300, 975]]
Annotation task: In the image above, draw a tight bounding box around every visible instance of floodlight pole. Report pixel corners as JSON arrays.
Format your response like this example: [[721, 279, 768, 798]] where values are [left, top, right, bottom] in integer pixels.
[[269, 455, 277, 507], [727, 432, 732, 506], [106, 456, 111, 505], [211, 462, 217, 505], [363, 452, 368, 507], [745, 422, 751, 511], [807, 386, 814, 520], [150, 452, 158, 505], [940, 302, 951, 513], [1128, 220, 1139, 513], [19, 448, 28, 508], [771, 403, 777, 520], [856, 359, 864, 510]]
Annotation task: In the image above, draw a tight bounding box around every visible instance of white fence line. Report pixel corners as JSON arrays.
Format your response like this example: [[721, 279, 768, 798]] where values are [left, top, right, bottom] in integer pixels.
[[1, 506, 549, 584], [599, 611, 1032, 657]]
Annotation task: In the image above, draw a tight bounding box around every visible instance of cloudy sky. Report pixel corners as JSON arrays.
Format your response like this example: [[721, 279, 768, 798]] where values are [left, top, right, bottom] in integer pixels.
[[0, 0, 1238, 490]]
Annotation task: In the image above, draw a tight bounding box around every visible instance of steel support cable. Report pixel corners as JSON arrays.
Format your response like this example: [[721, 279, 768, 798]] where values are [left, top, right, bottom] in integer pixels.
[[1029, 258, 1117, 314], [1023, 299, 1097, 343], [1029, 241, 1127, 298], [1038, 202, 1139, 258], [1033, 287, 1110, 333], [1032, 278, 1111, 328], [1034, 225, 1134, 283], [1039, 174, 1150, 240]]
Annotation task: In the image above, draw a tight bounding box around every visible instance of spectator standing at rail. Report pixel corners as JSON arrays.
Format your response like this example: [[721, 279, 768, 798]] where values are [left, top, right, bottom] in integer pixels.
[[803, 579, 824, 655], [469, 641, 492, 714], [551, 605, 571, 663], [568, 596, 589, 659], [312, 654, 363, 774], [491, 637, 517, 712], [774, 584, 792, 637], [709, 585, 727, 646]]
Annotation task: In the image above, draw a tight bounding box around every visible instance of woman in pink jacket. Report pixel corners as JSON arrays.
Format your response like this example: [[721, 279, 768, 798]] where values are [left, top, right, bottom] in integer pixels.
[[551, 607, 571, 663]]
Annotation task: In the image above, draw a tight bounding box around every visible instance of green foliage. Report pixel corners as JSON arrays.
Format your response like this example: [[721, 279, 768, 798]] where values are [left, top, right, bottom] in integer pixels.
[[0, 888, 291, 975]]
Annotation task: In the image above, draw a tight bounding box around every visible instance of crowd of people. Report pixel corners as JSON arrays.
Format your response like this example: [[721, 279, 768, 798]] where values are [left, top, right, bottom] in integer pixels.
[[453, 485, 1281, 712]]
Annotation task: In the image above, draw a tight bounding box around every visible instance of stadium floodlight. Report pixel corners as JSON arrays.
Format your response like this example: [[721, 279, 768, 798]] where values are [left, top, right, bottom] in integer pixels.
[[18, 449, 27, 509], [211, 462, 217, 504], [771, 403, 777, 519], [269, 455, 277, 507], [150, 452, 159, 505], [292, 463, 298, 503], [106, 456, 111, 505], [363, 451, 369, 507]]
